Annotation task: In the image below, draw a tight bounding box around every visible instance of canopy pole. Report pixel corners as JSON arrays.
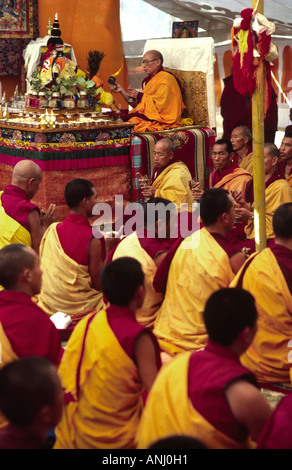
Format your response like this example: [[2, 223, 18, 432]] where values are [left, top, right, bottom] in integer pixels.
[[252, 0, 266, 252]]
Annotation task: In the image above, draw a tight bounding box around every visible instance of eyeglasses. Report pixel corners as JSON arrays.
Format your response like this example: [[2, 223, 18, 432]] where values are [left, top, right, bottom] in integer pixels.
[[141, 59, 157, 65]]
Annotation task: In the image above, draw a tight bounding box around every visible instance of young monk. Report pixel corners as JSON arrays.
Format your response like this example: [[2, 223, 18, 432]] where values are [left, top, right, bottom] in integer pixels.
[[37, 178, 106, 317], [0, 357, 64, 449], [54, 257, 161, 449], [0, 243, 63, 367], [137, 288, 272, 449], [109, 197, 178, 329]]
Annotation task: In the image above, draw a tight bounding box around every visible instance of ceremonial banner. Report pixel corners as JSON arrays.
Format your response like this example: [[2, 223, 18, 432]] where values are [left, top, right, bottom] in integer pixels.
[[0, 0, 35, 38], [0, 0, 38, 75]]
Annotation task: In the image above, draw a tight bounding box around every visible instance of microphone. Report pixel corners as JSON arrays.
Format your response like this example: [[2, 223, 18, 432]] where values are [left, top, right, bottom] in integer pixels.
[[108, 75, 135, 103], [108, 76, 116, 87]]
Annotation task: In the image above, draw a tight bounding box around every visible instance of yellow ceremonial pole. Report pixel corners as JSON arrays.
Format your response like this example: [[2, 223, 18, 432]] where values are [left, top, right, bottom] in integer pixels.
[[252, 0, 266, 251]]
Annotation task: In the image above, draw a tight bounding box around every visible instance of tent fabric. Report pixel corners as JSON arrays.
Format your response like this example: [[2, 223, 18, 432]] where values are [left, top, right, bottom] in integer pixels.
[[143, 0, 292, 41]]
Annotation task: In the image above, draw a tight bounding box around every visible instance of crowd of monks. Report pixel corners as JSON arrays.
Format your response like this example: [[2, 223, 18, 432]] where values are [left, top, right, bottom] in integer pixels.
[[1, 48, 292, 450]]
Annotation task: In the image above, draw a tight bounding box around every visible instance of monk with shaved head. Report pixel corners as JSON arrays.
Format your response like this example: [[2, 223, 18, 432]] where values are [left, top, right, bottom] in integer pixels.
[[0, 160, 55, 254], [110, 49, 185, 132]]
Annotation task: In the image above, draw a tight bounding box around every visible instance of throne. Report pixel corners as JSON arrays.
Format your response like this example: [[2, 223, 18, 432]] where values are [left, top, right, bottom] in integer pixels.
[[131, 38, 217, 203]]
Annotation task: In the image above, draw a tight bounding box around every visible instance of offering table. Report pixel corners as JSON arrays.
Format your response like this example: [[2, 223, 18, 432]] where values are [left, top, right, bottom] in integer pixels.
[[0, 119, 134, 221]]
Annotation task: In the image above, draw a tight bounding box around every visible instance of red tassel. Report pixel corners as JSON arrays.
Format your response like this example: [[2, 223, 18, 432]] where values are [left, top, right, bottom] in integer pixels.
[[258, 32, 271, 61], [240, 8, 254, 30], [232, 29, 256, 97]]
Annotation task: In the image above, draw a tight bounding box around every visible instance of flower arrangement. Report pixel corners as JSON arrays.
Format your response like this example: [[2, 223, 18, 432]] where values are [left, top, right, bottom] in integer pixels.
[[28, 49, 120, 113]]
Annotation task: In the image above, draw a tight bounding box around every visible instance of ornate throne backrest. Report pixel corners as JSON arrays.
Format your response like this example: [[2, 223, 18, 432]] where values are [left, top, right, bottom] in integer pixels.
[[164, 67, 210, 127], [144, 37, 216, 129]]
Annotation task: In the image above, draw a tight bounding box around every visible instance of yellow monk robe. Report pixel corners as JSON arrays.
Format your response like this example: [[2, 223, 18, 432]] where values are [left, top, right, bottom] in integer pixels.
[[112, 232, 163, 329], [210, 166, 252, 197], [129, 71, 185, 132], [37, 223, 103, 316], [239, 151, 253, 175], [288, 174, 292, 189], [0, 192, 31, 250], [54, 310, 144, 449], [136, 352, 253, 449], [230, 249, 292, 385], [152, 161, 193, 212], [0, 323, 18, 430], [153, 228, 234, 355], [245, 179, 292, 240]]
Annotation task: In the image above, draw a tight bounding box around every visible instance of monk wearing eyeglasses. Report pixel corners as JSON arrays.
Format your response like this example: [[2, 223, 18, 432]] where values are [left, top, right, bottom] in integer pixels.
[[110, 49, 185, 132]]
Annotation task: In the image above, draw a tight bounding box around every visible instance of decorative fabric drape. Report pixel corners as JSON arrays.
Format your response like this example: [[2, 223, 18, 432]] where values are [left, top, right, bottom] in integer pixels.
[[0, 0, 39, 76]]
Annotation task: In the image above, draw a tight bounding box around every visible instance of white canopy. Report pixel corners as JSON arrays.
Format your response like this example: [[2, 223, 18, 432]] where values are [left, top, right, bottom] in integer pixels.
[[143, 0, 292, 43]]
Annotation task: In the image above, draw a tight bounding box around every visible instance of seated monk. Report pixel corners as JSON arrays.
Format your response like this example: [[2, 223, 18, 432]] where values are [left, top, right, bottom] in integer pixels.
[[230, 126, 253, 174], [153, 188, 248, 357], [110, 50, 186, 132], [0, 357, 64, 449], [192, 139, 252, 203], [37, 178, 106, 317], [54, 258, 161, 449], [230, 203, 292, 386], [137, 138, 193, 213], [0, 160, 55, 255], [0, 244, 64, 367], [257, 394, 292, 449], [137, 288, 272, 450], [231, 143, 292, 244], [109, 197, 177, 330], [278, 132, 292, 188], [220, 73, 278, 145]]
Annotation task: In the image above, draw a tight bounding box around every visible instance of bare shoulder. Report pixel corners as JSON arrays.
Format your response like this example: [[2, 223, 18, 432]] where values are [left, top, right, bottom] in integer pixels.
[[226, 379, 272, 441]]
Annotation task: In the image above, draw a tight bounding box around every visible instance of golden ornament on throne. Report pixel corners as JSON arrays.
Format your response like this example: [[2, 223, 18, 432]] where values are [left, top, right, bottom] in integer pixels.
[[38, 13, 78, 87], [39, 47, 77, 87]]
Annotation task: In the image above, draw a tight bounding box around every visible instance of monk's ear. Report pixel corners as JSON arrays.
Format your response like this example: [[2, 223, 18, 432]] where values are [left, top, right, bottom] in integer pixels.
[[81, 197, 88, 209], [134, 285, 145, 309], [219, 212, 228, 224], [155, 219, 167, 238], [169, 152, 174, 161], [26, 177, 35, 190], [18, 268, 32, 284], [238, 324, 257, 348]]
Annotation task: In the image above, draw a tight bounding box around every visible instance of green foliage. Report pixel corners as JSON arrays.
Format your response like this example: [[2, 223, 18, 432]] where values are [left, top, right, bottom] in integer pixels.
[[29, 72, 78, 97], [29, 70, 102, 101]]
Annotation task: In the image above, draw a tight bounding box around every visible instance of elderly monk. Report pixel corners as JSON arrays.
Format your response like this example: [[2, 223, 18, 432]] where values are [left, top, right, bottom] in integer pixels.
[[0, 160, 55, 254], [230, 203, 292, 387], [230, 126, 254, 174], [110, 50, 185, 132], [37, 178, 106, 317], [232, 143, 292, 243], [278, 132, 292, 188], [137, 138, 193, 212], [220, 74, 278, 144], [192, 139, 252, 202]]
